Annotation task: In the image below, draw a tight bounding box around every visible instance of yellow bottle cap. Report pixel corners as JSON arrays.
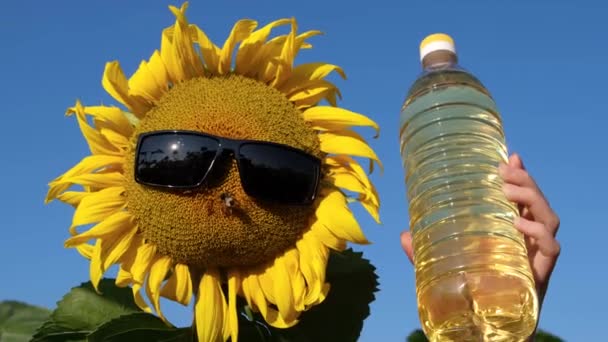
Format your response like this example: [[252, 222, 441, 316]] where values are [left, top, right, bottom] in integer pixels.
[[419, 33, 456, 61]]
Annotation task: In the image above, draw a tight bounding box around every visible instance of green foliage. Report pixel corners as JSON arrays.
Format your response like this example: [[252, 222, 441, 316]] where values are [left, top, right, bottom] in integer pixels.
[[535, 330, 565, 342], [32, 279, 145, 341], [0, 301, 51, 342], [4, 248, 377, 342], [2, 260, 567, 342], [405, 329, 427, 342], [279, 249, 379, 341], [87, 313, 191, 342]]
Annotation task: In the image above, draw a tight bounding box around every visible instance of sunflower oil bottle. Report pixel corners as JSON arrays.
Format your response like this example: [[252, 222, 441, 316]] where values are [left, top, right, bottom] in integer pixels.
[[399, 34, 538, 341]]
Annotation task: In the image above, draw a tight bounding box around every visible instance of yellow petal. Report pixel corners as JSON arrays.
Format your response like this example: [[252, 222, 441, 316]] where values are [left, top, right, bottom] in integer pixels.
[[148, 49, 171, 86], [326, 156, 378, 202], [244, 34, 285, 78], [90, 239, 103, 292], [218, 19, 257, 74], [162, 4, 204, 82], [146, 255, 172, 321], [328, 171, 368, 196], [360, 196, 381, 224], [148, 50, 171, 92], [296, 94, 340, 110], [169, 4, 206, 77], [235, 19, 291, 75], [318, 130, 382, 173], [224, 270, 240, 342], [66, 101, 122, 156], [279, 62, 345, 93], [159, 32, 182, 83], [56, 172, 125, 191], [247, 28, 320, 81], [127, 58, 168, 103], [76, 243, 94, 259], [270, 18, 296, 86], [195, 269, 227, 342], [193, 26, 220, 74], [328, 171, 380, 217], [160, 263, 193, 306], [316, 189, 369, 244], [296, 230, 329, 306], [101, 61, 151, 116], [100, 128, 130, 151], [293, 62, 345, 81], [284, 249, 306, 312], [131, 243, 157, 284], [241, 273, 297, 329], [249, 249, 305, 325], [70, 187, 125, 234], [310, 220, 347, 251], [263, 253, 298, 323], [115, 237, 142, 287], [256, 265, 275, 304], [46, 155, 124, 203], [100, 226, 138, 271], [168, 3, 189, 24], [324, 156, 381, 223], [65, 211, 132, 246], [133, 283, 153, 313], [82, 105, 133, 138], [116, 268, 132, 287], [240, 273, 257, 309], [294, 30, 323, 52], [261, 29, 321, 60], [292, 82, 341, 109], [56, 191, 89, 207], [303, 106, 379, 138]]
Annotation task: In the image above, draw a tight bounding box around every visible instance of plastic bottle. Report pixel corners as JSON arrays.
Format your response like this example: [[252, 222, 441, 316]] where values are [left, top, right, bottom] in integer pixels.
[[399, 34, 538, 341]]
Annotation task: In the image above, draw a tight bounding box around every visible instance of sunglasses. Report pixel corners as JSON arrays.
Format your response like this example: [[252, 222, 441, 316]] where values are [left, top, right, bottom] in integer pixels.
[[134, 130, 321, 205]]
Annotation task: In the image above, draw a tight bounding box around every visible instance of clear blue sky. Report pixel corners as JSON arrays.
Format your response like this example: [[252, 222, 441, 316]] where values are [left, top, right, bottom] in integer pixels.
[[1, 1, 606, 341]]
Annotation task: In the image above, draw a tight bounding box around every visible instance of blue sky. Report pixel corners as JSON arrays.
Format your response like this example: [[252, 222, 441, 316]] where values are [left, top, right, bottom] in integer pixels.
[[1, 1, 606, 341]]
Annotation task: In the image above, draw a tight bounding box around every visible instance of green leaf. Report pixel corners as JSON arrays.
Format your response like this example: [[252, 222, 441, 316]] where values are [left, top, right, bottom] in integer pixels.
[[0, 301, 51, 342], [32, 278, 141, 342], [535, 330, 565, 342], [272, 248, 379, 342], [87, 312, 191, 342], [406, 329, 428, 342]]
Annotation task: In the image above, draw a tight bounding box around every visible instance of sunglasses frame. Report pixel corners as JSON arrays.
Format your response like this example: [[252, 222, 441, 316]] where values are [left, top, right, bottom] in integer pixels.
[[134, 130, 322, 204]]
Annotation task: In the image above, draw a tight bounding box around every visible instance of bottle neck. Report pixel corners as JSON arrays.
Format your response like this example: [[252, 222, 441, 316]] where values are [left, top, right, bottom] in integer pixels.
[[421, 50, 459, 70]]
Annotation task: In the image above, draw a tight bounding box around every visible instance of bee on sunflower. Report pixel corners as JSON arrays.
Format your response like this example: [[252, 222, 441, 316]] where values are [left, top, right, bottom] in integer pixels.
[[46, 3, 381, 341]]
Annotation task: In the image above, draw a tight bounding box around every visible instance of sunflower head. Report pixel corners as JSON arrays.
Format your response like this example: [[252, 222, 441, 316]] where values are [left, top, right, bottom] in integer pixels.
[[47, 3, 381, 341]]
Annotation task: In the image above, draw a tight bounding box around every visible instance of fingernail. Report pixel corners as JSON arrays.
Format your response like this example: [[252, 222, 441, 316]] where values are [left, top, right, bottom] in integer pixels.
[[513, 216, 521, 225]]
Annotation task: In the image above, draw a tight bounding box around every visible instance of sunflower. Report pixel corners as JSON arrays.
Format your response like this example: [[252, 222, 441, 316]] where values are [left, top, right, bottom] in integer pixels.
[[46, 3, 381, 341]]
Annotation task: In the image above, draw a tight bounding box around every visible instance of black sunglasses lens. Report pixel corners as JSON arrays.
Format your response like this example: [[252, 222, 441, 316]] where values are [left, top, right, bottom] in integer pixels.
[[136, 133, 219, 187], [238, 143, 320, 204]]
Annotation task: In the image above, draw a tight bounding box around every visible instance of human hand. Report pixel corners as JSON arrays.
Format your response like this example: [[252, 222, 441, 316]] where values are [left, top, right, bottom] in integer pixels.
[[400, 153, 560, 308]]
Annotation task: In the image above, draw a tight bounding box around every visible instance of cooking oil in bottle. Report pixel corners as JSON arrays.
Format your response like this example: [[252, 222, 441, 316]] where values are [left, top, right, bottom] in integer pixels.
[[400, 34, 538, 341]]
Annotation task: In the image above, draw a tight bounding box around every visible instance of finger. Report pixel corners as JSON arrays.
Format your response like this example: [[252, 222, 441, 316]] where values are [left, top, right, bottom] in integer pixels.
[[505, 153, 531, 216], [509, 153, 526, 170], [514, 217, 561, 257], [498, 163, 537, 189], [400, 230, 414, 264], [503, 183, 559, 233]]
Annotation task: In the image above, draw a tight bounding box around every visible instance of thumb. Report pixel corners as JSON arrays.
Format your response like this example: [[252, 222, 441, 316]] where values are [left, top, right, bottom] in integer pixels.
[[400, 230, 414, 264]]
